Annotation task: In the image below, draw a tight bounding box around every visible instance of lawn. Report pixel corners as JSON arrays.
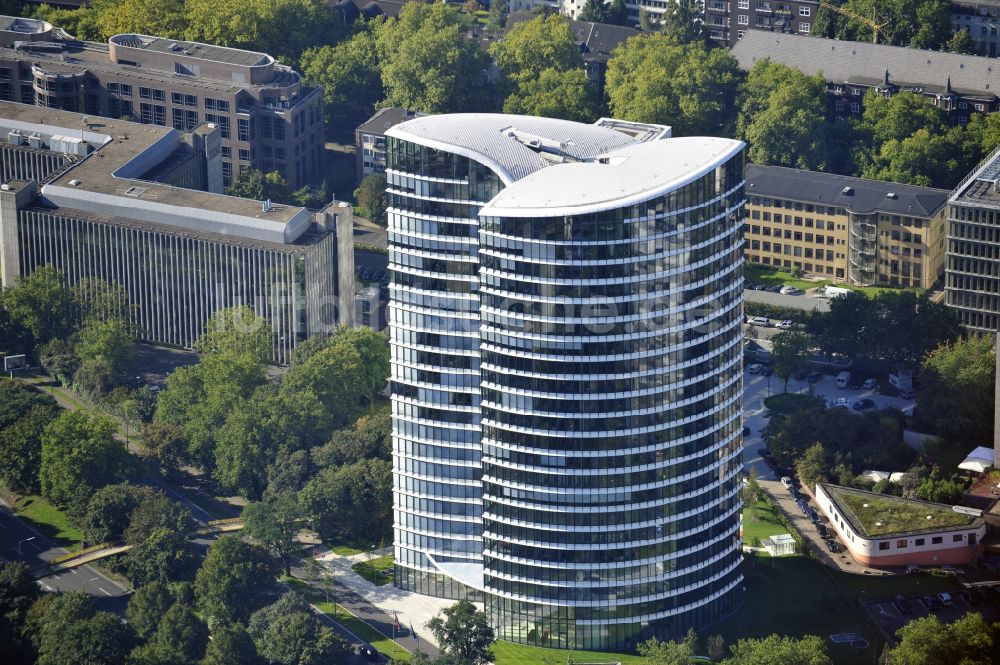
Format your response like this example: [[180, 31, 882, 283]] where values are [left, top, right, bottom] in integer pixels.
[[352, 554, 394, 586], [714, 554, 961, 665], [745, 265, 832, 291], [15, 495, 83, 550], [491, 641, 645, 665], [836, 490, 973, 536], [742, 500, 790, 546]]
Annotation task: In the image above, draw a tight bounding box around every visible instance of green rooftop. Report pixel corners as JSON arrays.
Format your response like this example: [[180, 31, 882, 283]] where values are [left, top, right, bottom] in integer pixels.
[[823, 484, 979, 538]]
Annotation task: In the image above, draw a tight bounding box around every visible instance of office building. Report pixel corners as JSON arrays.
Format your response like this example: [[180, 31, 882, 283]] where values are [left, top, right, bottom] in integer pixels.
[[731, 30, 999, 123], [0, 15, 323, 189], [946, 144, 1000, 333], [816, 484, 985, 566], [745, 165, 949, 288], [388, 113, 745, 649], [706, 0, 819, 47], [0, 102, 354, 364]]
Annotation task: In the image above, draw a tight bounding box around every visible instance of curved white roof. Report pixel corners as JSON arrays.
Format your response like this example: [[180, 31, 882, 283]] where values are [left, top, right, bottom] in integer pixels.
[[385, 113, 637, 185], [480, 137, 744, 217]]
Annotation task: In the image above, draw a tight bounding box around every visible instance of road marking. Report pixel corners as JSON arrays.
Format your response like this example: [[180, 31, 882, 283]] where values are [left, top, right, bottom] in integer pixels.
[[96, 586, 112, 596], [70, 569, 78, 575]]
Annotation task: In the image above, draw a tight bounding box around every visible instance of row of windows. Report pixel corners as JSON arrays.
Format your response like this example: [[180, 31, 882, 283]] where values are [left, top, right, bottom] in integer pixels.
[[748, 226, 839, 244]]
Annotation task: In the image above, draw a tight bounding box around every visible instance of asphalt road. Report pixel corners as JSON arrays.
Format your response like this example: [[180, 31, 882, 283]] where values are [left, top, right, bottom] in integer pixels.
[[0, 499, 129, 613]]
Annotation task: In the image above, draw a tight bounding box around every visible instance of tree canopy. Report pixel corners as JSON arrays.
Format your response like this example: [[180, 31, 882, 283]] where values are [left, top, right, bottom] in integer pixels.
[[427, 599, 495, 665], [916, 335, 995, 443], [889, 613, 999, 665], [195, 536, 279, 625]]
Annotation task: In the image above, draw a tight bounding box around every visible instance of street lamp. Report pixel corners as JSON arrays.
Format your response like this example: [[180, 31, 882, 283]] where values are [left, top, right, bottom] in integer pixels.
[[17, 537, 35, 556]]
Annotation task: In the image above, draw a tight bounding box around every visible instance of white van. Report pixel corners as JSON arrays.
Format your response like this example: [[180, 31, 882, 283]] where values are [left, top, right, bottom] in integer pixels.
[[835, 371, 851, 388]]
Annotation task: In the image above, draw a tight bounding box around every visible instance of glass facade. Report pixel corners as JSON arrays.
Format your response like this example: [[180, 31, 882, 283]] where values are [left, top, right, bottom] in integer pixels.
[[388, 122, 746, 650]]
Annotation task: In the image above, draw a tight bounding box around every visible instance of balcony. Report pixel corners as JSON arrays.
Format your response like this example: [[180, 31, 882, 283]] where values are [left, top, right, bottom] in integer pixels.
[[707, 1, 727, 11], [756, 2, 773, 13]]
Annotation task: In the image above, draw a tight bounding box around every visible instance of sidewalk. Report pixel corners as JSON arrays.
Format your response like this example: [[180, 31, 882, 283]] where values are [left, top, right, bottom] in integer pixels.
[[759, 478, 897, 576]]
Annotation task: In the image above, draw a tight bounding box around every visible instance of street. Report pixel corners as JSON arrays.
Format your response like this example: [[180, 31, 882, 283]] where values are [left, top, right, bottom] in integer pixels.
[[0, 499, 129, 613]]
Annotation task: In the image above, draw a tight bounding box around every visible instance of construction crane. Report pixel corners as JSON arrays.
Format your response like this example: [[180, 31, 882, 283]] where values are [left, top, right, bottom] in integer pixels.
[[819, 2, 890, 44]]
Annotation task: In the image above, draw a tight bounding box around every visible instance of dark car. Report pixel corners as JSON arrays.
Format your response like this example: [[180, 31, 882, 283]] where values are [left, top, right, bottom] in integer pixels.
[[757, 448, 771, 457], [807, 371, 822, 383], [852, 398, 875, 411], [816, 523, 828, 537], [358, 645, 380, 661], [793, 368, 809, 381], [766, 284, 783, 293], [808, 509, 820, 523], [760, 366, 773, 377], [754, 283, 769, 290], [825, 539, 840, 553], [742, 425, 751, 436], [359, 266, 372, 280], [848, 377, 864, 389], [923, 595, 942, 612], [894, 595, 913, 614], [958, 591, 980, 606]]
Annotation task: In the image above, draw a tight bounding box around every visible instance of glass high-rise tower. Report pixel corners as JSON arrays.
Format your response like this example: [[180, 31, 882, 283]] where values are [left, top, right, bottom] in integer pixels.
[[387, 114, 746, 650]]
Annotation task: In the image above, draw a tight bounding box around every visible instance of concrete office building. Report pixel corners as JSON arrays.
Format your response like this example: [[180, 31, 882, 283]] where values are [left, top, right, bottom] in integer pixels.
[[388, 113, 745, 649], [745, 165, 949, 288], [731, 30, 1000, 124], [0, 15, 323, 189], [946, 144, 1000, 333], [0, 102, 354, 364]]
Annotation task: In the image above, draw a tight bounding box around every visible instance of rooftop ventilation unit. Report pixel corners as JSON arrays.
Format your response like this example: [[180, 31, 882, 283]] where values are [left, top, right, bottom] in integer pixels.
[[27, 134, 43, 149], [841, 186, 854, 195], [7, 130, 24, 146], [886, 192, 897, 199]]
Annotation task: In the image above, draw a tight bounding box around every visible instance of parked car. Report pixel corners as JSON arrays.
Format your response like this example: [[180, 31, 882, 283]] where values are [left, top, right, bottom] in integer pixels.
[[760, 366, 773, 377], [825, 539, 840, 553], [894, 595, 913, 614], [808, 509, 820, 523], [747, 316, 770, 327], [923, 595, 942, 612], [817, 523, 828, 538], [848, 376, 865, 390], [898, 389, 917, 400], [358, 645, 380, 661], [780, 476, 794, 490], [852, 398, 875, 411], [766, 284, 783, 293], [742, 425, 751, 436], [807, 371, 822, 383], [779, 286, 798, 295], [958, 591, 979, 606], [829, 397, 849, 409], [757, 448, 771, 458], [776, 319, 794, 329], [748, 363, 763, 374], [863, 377, 878, 390], [937, 592, 955, 607]]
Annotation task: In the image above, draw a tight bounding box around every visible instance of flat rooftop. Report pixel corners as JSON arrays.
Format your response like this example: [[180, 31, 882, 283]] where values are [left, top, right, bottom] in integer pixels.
[[746, 164, 949, 217], [0, 102, 313, 242], [821, 484, 982, 539], [0, 16, 50, 33], [951, 145, 1000, 210], [110, 34, 273, 68], [481, 137, 742, 217]]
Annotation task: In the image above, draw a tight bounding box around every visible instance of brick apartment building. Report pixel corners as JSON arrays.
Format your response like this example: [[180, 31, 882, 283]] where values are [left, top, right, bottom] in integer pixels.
[[0, 15, 323, 189], [731, 30, 1000, 124], [745, 165, 949, 288], [706, 0, 819, 47]]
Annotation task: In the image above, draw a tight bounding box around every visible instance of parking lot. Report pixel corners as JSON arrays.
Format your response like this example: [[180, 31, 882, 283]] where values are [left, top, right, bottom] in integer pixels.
[[862, 586, 1000, 645], [742, 364, 917, 482]]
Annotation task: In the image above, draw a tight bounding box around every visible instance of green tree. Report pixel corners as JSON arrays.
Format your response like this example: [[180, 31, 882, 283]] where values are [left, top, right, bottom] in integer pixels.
[[910, 0, 953, 49], [313, 411, 392, 468], [81, 482, 149, 545], [658, 0, 703, 45], [201, 624, 258, 665], [427, 599, 495, 665], [137, 603, 209, 664], [247, 592, 350, 665], [40, 411, 139, 516], [301, 30, 382, 122], [946, 28, 978, 54], [281, 342, 366, 434], [503, 67, 600, 123], [577, 0, 607, 22], [120, 528, 198, 586], [485, 0, 509, 35], [195, 536, 279, 625], [194, 306, 271, 360], [742, 79, 830, 170], [354, 174, 388, 226], [373, 3, 489, 113], [38, 338, 79, 386], [0, 561, 40, 663], [706, 634, 726, 661], [76, 317, 134, 380], [637, 629, 697, 664], [126, 581, 174, 640], [96, 0, 185, 41], [917, 336, 995, 442], [889, 613, 999, 664], [720, 634, 830, 665], [0, 382, 57, 430], [140, 422, 185, 477], [489, 14, 581, 92], [123, 490, 192, 545], [36, 592, 135, 665], [2, 266, 75, 353], [795, 443, 829, 489], [0, 405, 58, 494], [300, 458, 393, 543], [605, 34, 740, 136], [914, 469, 967, 504], [771, 331, 811, 392], [242, 492, 301, 576]]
